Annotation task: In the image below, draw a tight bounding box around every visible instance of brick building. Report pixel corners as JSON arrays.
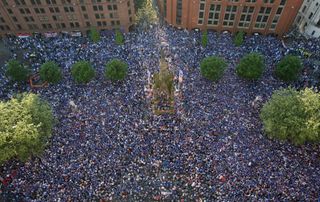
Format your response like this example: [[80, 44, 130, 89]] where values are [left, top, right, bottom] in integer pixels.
[[0, 0, 135, 37], [158, 0, 303, 37]]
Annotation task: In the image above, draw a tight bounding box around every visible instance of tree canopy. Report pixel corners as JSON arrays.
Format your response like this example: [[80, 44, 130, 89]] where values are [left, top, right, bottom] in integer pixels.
[[71, 61, 95, 84], [105, 59, 128, 81], [6, 59, 30, 83], [236, 53, 265, 80], [134, 0, 147, 10], [135, 0, 158, 30], [234, 31, 245, 47], [275, 55, 302, 82], [89, 27, 101, 43], [260, 87, 320, 145], [153, 57, 174, 100], [0, 93, 54, 164], [39, 61, 62, 84], [200, 56, 227, 82], [201, 30, 208, 48], [115, 29, 124, 45]]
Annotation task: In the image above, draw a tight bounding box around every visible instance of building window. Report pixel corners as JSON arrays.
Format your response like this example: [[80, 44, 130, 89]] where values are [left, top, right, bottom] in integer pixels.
[[64, 7, 74, 13], [263, 0, 274, 3], [254, 7, 272, 29], [176, 0, 182, 25], [39, 15, 49, 22], [0, 17, 5, 23], [93, 5, 103, 11], [198, 0, 205, 25], [238, 6, 254, 28], [12, 17, 18, 22], [270, 3, 285, 30], [30, 0, 41, 5], [163, 0, 167, 18], [16, 24, 22, 30], [46, 0, 57, 4], [223, 5, 237, 27], [207, 4, 221, 26], [308, 12, 313, 20], [2, 0, 8, 6]]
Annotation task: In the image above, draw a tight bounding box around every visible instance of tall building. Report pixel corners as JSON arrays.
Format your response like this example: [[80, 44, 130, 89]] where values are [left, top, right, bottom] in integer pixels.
[[0, 0, 135, 37], [295, 0, 320, 38], [158, 0, 303, 37]]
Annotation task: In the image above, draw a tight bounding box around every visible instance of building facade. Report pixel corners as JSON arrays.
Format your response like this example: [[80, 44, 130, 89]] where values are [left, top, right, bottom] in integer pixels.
[[295, 0, 320, 38], [158, 0, 303, 37], [0, 0, 135, 37]]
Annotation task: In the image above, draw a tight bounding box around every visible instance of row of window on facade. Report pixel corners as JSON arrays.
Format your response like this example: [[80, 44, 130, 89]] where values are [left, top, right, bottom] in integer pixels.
[[195, 2, 285, 30], [0, 11, 125, 22], [198, 4, 283, 29], [207, 0, 285, 4], [6, 4, 119, 15], [173, 0, 287, 26], [3, 0, 120, 6], [0, 19, 121, 31]]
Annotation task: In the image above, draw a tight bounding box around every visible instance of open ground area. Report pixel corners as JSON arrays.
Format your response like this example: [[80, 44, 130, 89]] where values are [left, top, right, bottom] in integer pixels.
[[0, 25, 320, 201]]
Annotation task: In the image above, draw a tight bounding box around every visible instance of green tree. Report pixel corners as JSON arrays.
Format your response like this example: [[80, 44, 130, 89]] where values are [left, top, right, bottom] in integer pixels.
[[236, 53, 265, 80], [71, 61, 95, 84], [200, 56, 227, 82], [275, 55, 302, 82], [89, 27, 100, 43], [39, 61, 62, 84], [201, 30, 208, 48], [260, 87, 320, 145], [105, 59, 128, 81], [135, 0, 158, 30], [0, 93, 54, 164], [6, 60, 30, 83], [115, 29, 124, 45], [134, 0, 147, 10], [234, 31, 244, 46], [153, 56, 174, 100]]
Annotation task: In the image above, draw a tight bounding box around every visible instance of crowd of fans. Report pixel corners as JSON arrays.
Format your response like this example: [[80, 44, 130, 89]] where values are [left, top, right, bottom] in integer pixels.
[[0, 25, 319, 201]]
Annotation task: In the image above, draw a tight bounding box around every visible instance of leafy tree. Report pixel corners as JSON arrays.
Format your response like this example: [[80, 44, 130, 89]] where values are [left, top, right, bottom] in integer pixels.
[[200, 56, 227, 82], [6, 60, 30, 83], [275, 55, 302, 82], [260, 87, 320, 145], [71, 61, 95, 84], [236, 53, 264, 80], [134, 0, 147, 10], [135, 0, 158, 30], [105, 59, 128, 81], [234, 31, 244, 46], [39, 61, 62, 84], [201, 30, 208, 48], [153, 56, 174, 100], [89, 27, 100, 43], [0, 93, 54, 164], [115, 29, 124, 45]]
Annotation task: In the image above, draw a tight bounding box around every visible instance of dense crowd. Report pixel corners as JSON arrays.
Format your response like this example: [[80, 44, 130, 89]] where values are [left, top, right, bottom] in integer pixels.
[[1, 25, 320, 201]]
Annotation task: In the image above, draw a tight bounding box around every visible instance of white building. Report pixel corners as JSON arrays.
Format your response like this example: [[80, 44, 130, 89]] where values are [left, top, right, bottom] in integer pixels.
[[295, 0, 320, 38]]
